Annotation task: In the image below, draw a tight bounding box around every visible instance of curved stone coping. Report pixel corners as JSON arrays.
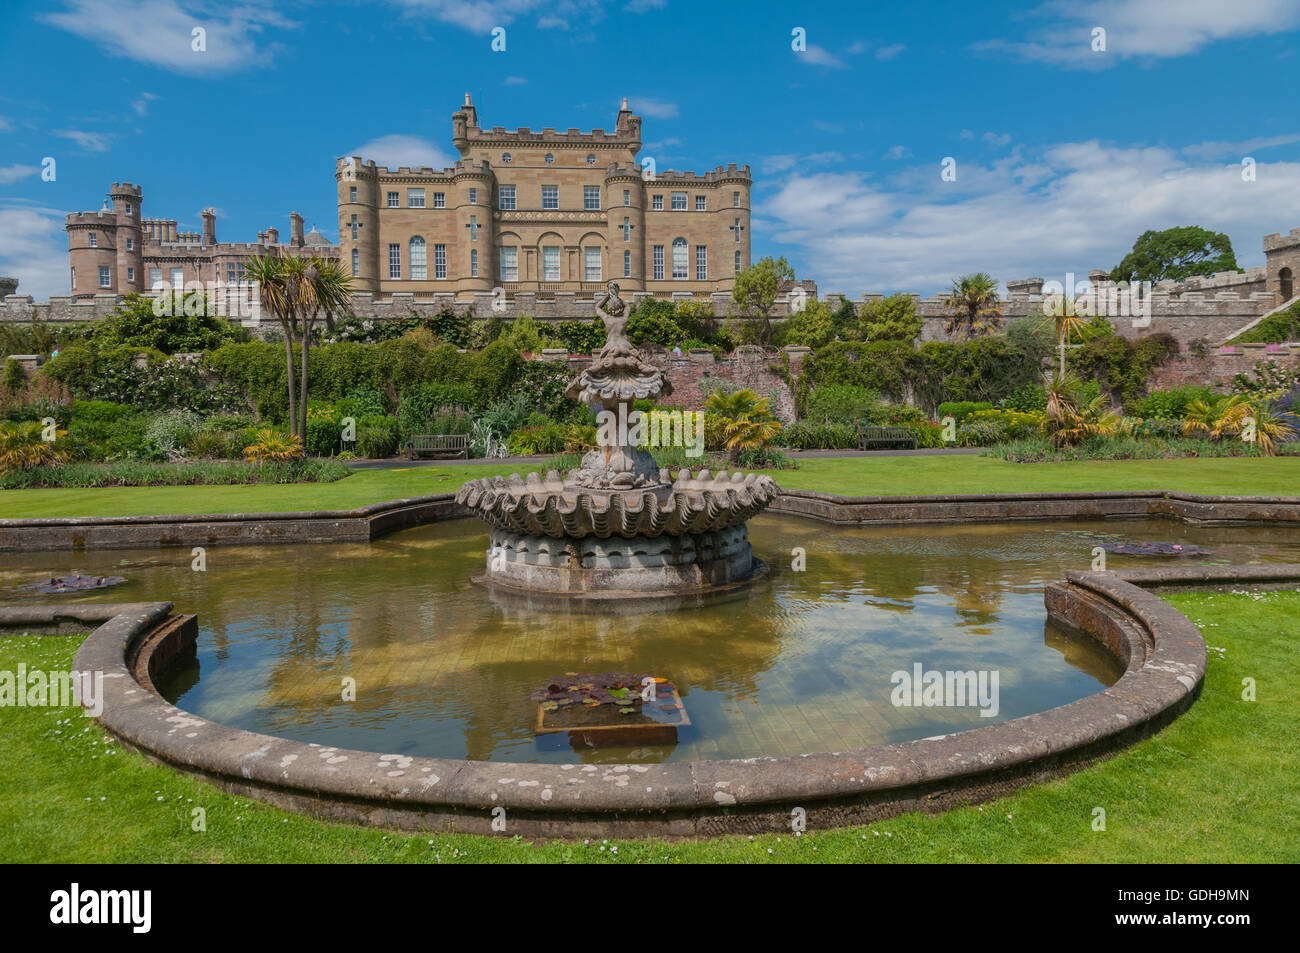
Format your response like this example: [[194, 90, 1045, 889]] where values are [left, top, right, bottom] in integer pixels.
[[6, 563, 1286, 836], [770, 488, 1300, 526], [5, 487, 1299, 553]]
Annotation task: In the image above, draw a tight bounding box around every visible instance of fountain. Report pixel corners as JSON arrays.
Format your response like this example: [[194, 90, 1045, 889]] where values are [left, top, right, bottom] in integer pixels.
[[455, 281, 780, 598]]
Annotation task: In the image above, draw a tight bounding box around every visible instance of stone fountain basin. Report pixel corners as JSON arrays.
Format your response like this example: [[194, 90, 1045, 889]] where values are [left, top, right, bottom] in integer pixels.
[[455, 468, 781, 539]]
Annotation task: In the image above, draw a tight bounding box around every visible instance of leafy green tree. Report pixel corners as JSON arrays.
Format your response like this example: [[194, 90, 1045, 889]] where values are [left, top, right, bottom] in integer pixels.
[[732, 256, 796, 345], [830, 298, 858, 339], [779, 300, 833, 348], [859, 293, 923, 341], [943, 273, 1003, 340], [1110, 226, 1239, 285], [93, 293, 244, 354]]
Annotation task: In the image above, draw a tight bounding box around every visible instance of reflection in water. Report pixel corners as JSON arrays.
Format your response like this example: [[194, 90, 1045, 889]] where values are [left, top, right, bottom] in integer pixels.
[[3, 516, 1297, 764]]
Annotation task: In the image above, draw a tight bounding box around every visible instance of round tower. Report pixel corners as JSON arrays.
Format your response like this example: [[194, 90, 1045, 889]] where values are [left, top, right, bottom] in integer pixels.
[[718, 165, 751, 282], [605, 165, 645, 292], [110, 182, 144, 294], [66, 200, 118, 300], [337, 157, 380, 292], [454, 159, 496, 296]]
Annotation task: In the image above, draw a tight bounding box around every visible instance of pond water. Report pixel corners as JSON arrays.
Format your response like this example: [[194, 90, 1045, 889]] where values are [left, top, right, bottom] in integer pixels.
[[4, 515, 1298, 764]]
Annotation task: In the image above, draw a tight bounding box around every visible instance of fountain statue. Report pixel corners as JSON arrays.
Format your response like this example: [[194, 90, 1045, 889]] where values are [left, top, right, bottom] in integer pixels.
[[456, 282, 780, 598]]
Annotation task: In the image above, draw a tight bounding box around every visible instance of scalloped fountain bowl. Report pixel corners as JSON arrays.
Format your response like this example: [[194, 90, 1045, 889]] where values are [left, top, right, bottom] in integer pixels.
[[454, 467, 782, 599]]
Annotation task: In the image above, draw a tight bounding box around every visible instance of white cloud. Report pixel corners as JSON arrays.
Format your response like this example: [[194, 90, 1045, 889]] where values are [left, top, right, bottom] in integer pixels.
[[762, 154, 799, 174], [42, 0, 297, 75], [503, 75, 528, 85], [874, 43, 905, 60], [812, 120, 844, 134], [345, 134, 457, 170], [976, 0, 1300, 66], [625, 0, 665, 10], [759, 139, 1300, 297], [883, 145, 912, 160], [132, 92, 160, 116], [0, 116, 12, 132], [983, 132, 1012, 147], [0, 204, 73, 300], [798, 44, 847, 69], [55, 129, 111, 152], [0, 165, 40, 184], [1182, 133, 1300, 160], [629, 97, 678, 119]]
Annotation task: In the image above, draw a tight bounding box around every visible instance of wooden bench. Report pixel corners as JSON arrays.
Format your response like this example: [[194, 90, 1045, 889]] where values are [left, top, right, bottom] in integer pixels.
[[858, 426, 918, 450], [407, 434, 469, 460]]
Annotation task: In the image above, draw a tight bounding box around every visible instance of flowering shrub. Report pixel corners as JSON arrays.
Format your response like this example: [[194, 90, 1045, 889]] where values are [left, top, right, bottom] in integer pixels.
[[956, 409, 1045, 446]]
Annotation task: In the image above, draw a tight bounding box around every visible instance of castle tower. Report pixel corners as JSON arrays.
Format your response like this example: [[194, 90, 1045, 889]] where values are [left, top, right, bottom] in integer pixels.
[[720, 164, 752, 278], [1263, 228, 1300, 304], [452, 92, 478, 154], [289, 211, 304, 247], [66, 197, 119, 300], [110, 182, 144, 294], [605, 163, 645, 292], [337, 156, 380, 292], [201, 208, 216, 245], [454, 159, 496, 296]]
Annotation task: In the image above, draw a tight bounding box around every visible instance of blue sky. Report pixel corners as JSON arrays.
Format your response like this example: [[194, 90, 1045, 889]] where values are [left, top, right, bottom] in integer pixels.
[[2, 0, 1299, 299]]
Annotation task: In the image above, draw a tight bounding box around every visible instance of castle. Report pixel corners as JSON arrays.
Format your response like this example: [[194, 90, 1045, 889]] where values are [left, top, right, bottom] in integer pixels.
[[337, 95, 750, 299], [65, 185, 338, 301]]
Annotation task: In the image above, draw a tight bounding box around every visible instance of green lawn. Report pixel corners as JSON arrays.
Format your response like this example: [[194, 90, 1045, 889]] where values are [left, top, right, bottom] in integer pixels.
[[2, 589, 1296, 862], [3, 455, 1299, 519]]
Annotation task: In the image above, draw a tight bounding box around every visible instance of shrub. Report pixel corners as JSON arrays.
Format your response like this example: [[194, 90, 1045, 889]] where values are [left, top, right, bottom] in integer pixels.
[[185, 430, 234, 459], [1232, 300, 1300, 344], [1001, 383, 1048, 413], [2, 358, 28, 396], [1132, 385, 1217, 420], [355, 415, 400, 458], [804, 384, 885, 425], [397, 383, 473, 439], [956, 409, 1045, 446], [243, 429, 304, 463], [859, 294, 922, 342], [937, 401, 994, 424], [556, 320, 606, 353], [66, 400, 148, 460], [0, 420, 69, 473], [778, 421, 858, 450], [90, 293, 245, 354], [143, 410, 202, 460], [627, 300, 687, 347], [304, 417, 343, 456], [0, 458, 348, 489], [336, 389, 389, 420]]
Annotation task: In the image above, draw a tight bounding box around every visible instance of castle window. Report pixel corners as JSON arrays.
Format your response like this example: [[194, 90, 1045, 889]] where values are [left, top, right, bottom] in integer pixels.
[[409, 237, 427, 280], [126, 238, 134, 251], [587, 154, 597, 165], [499, 185, 516, 210], [671, 192, 687, 211], [70, 268, 75, 290], [545, 153, 555, 165], [733, 191, 741, 207], [653, 245, 664, 280], [652, 195, 664, 211], [171, 268, 183, 288], [696, 245, 707, 280], [434, 243, 446, 279], [389, 243, 401, 279], [735, 250, 742, 274], [470, 248, 478, 278], [407, 189, 425, 208], [623, 249, 631, 277], [124, 203, 132, 216], [351, 249, 359, 277], [500, 247, 518, 282], [227, 264, 236, 284], [672, 238, 688, 279], [469, 215, 479, 240], [98, 266, 111, 288], [542, 185, 558, 209], [584, 186, 601, 210], [88, 233, 97, 247], [350, 187, 357, 203], [696, 195, 706, 211], [733, 217, 741, 241], [502, 153, 512, 164], [622, 217, 631, 241], [469, 187, 478, 205], [433, 192, 446, 209], [543, 246, 560, 281], [150, 268, 162, 289], [584, 247, 602, 282], [387, 192, 399, 208], [127, 267, 135, 282], [623, 190, 630, 206]]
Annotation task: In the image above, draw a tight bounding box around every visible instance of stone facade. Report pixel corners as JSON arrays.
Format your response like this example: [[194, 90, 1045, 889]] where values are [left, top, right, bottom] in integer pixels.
[[338, 95, 750, 301], [65, 182, 339, 301]]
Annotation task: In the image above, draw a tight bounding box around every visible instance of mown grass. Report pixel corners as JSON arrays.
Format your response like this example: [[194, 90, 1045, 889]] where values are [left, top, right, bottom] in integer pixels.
[[3, 455, 1299, 518], [2, 589, 1296, 863]]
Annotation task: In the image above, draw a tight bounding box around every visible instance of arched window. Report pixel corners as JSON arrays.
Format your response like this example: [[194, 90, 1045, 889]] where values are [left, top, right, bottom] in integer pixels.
[[1281, 267, 1294, 302], [671, 238, 688, 280], [409, 236, 427, 280]]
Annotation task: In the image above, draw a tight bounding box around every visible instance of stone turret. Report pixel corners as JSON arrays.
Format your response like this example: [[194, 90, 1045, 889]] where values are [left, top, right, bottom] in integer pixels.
[[289, 211, 304, 247], [201, 208, 216, 245]]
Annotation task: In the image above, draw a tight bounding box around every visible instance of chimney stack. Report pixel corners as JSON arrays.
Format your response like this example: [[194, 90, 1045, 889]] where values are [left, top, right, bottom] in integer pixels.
[[290, 211, 304, 247], [265, 226, 279, 245], [201, 208, 216, 245]]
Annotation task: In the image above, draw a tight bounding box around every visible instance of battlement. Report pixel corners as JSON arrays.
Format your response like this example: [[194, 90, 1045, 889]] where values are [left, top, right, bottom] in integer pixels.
[[453, 158, 494, 177], [110, 182, 143, 196], [644, 164, 752, 184], [1263, 227, 1300, 251], [65, 210, 116, 225], [466, 124, 635, 145]]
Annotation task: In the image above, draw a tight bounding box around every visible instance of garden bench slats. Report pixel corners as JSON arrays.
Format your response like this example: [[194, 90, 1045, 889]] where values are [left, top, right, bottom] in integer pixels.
[[857, 426, 918, 450], [408, 434, 469, 459]]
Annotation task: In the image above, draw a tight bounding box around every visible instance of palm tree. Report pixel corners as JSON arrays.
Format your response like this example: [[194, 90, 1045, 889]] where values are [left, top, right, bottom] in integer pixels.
[[1038, 291, 1092, 377], [1043, 374, 1119, 448], [1181, 394, 1248, 439], [1239, 397, 1299, 455], [943, 273, 1003, 340], [704, 388, 782, 463], [243, 255, 352, 438]]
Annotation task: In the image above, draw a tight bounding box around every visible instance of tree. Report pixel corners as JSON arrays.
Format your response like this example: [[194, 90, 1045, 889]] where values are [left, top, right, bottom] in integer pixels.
[[859, 293, 922, 342], [732, 256, 796, 345], [243, 256, 352, 438], [704, 388, 782, 463], [779, 300, 833, 348], [1038, 291, 1094, 378], [943, 273, 1003, 340], [1110, 226, 1239, 285], [94, 292, 243, 354]]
